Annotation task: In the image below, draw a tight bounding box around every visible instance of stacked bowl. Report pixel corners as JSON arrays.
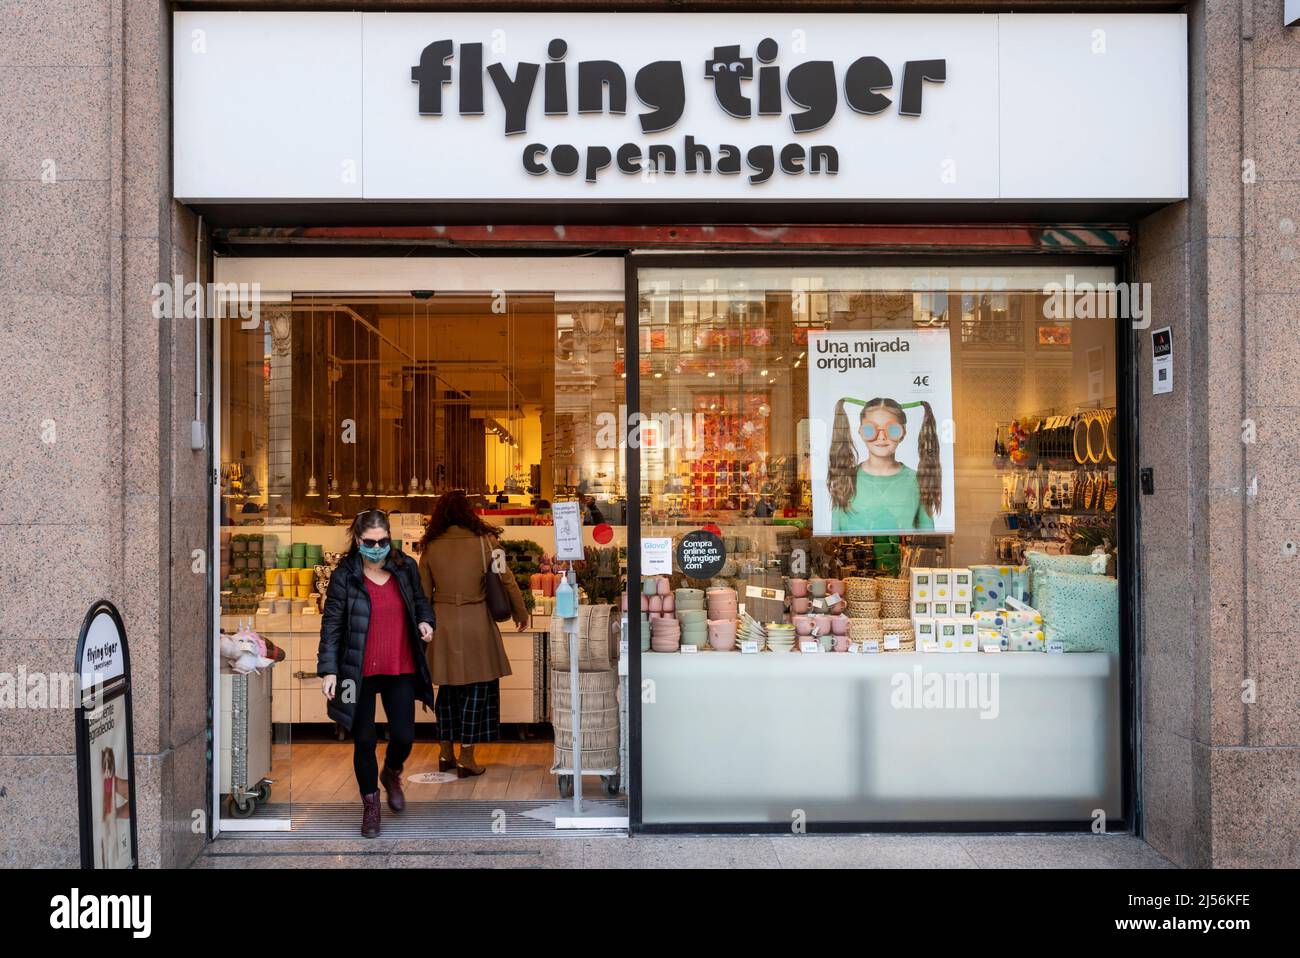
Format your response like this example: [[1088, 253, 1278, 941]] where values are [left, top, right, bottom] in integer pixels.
[[650, 616, 681, 652]]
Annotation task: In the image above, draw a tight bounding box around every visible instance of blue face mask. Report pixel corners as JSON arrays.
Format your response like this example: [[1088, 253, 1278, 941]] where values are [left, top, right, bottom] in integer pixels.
[[358, 542, 390, 563]]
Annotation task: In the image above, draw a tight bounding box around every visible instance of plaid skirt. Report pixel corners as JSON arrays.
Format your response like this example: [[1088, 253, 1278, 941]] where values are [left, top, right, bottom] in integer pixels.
[[434, 679, 501, 744]]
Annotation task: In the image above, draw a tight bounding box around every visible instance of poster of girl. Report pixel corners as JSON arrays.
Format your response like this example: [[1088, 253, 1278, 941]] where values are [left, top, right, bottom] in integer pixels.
[[807, 329, 955, 536], [829, 396, 941, 532]]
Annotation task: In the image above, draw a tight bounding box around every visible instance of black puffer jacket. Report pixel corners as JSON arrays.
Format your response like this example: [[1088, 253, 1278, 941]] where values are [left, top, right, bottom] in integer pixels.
[[317, 550, 436, 731]]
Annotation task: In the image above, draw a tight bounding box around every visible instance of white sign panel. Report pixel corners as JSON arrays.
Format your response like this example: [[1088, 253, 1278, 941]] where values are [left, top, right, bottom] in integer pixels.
[[807, 329, 956, 536], [1151, 326, 1173, 395], [641, 537, 673, 575], [174, 12, 1188, 203], [80, 611, 126, 691], [552, 500, 585, 560]]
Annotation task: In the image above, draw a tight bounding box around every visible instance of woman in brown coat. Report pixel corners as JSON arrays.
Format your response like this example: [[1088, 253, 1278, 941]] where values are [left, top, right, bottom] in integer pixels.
[[417, 490, 528, 776]]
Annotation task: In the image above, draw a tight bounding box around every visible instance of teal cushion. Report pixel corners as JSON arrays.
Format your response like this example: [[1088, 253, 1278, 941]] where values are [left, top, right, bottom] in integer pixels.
[[1024, 550, 1105, 601], [1034, 568, 1119, 652]]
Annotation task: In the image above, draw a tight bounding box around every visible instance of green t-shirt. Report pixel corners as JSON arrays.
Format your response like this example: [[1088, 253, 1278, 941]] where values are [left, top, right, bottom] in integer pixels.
[[831, 464, 935, 533]]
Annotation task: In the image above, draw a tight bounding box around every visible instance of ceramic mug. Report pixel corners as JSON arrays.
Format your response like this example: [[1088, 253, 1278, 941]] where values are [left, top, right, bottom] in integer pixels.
[[833, 634, 849, 653], [827, 579, 845, 596], [791, 597, 812, 614], [814, 614, 833, 634], [808, 578, 828, 598], [831, 616, 849, 636], [648, 595, 663, 613], [793, 615, 813, 636], [642, 578, 658, 596], [656, 577, 672, 596], [787, 578, 809, 598]]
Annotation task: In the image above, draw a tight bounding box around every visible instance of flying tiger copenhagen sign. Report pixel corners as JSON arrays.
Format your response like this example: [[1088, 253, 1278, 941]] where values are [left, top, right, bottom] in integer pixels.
[[173, 12, 1188, 203]]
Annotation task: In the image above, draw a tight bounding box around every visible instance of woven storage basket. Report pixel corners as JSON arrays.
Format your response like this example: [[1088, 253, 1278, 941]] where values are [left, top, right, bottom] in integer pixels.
[[554, 745, 620, 771], [880, 599, 911, 618], [880, 617, 913, 633], [848, 620, 884, 641], [877, 577, 910, 601], [846, 600, 880, 618], [843, 577, 878, 601], [550, 668, 619, 712], [553, 712, 621, 751], [549, 603, 616, 670]]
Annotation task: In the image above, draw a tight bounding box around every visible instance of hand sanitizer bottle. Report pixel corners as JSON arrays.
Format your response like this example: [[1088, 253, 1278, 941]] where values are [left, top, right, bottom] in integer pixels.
[[555, 571, 577, 618]]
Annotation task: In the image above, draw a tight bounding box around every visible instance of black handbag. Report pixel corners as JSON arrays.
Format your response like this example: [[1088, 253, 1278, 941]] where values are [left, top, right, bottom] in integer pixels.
[[481, 537, 513, 622]]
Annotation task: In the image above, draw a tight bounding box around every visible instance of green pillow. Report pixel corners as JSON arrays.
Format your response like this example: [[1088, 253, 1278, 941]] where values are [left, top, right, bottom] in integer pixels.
[[1034, 568, 1119, 652], [1024, 550, 1105, 600]]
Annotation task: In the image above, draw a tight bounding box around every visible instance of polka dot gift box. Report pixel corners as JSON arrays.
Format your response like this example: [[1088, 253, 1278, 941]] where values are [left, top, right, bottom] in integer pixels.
[[969, 564, 1031, 612]]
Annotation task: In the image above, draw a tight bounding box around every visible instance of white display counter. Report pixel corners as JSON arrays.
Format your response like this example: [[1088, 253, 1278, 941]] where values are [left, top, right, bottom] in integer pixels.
[[640, 650, 1121, 825]]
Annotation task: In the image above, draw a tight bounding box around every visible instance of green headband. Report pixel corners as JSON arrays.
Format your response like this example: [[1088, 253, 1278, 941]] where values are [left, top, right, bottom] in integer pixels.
[[841, 398, 926, 410]]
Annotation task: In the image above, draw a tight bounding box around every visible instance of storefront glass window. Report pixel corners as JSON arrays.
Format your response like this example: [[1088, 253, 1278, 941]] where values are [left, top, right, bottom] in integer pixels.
[[634, 264, 1123, 825]]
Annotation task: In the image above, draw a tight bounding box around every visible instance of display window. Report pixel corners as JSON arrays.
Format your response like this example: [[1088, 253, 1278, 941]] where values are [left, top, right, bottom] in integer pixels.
[[627, 259, 1128, 827]]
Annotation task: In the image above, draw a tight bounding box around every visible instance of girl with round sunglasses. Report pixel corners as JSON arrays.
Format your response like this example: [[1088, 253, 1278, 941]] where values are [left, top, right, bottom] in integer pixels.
[[827, 396, 941, 533]]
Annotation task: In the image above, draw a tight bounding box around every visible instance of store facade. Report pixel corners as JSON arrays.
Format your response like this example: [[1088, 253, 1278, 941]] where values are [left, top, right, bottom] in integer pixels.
[[3, 1, 1298, 867]]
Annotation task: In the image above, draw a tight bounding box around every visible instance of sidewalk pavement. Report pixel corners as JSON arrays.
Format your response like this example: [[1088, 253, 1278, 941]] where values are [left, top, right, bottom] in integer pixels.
[[194, 833, 1175, 869]]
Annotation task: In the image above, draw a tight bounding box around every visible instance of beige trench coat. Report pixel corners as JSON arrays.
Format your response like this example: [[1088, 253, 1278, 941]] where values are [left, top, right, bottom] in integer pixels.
[[417, 527, 527, 687]]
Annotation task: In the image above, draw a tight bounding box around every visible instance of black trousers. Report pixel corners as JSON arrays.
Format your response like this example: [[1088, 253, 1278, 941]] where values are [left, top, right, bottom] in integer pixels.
[[352, 674, 416, 796]]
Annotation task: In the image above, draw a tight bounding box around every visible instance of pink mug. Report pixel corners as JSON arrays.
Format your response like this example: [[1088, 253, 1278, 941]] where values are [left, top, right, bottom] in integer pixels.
[[648, 595, 663, 613], [833, 634, 849, 653], [640, 595, 650, 612], [828, 579, 845, 596], [656, 577, 672, 596], [793, 615, 813, 636], [831, 616, 849, 636], [787, 578, 808, 598], [663, 594, 675, 613], [791, 597, 812, 614], [814, 614, 833, 634]]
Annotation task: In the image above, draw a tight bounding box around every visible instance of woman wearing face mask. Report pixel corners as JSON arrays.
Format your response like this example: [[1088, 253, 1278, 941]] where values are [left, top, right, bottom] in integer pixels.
[[318, 509, 436, 837]]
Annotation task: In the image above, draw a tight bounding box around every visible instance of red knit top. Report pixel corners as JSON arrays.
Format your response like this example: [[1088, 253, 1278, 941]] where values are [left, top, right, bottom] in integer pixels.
[[362, 575, 416, 677]]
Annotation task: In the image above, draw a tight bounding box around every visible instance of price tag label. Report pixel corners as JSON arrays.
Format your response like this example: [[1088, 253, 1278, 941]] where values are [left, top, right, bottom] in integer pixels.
[[1046, 641, 1065, 654], [982, 643, 1002, 654], [737, 603, 746, 617], [883, 634, 901, 651], [739, 640, 759, 654], [921, 640, 941, 653], [847, 642, 861, 655], [679, 644, 698, 654], [799, 640, 820, 654], [863, 640, 881, 654]]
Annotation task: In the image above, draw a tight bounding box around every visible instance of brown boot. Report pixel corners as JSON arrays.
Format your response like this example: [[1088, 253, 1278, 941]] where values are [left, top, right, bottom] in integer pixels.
[[361, 791, 381, 838], [438, 744, 457, 772], [456, 744, 486, 777], [379, 765, 405, 813]]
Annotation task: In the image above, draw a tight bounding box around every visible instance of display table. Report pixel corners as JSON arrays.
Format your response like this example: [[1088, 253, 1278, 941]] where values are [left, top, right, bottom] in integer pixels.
[[640, 650, 1121, 825]]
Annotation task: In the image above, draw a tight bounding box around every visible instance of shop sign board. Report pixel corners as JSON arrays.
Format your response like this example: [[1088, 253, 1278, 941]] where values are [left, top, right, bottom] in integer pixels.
[[75, 601, 139, 869], [174, 12, 1188, 203], [675, 530, 726, 579]]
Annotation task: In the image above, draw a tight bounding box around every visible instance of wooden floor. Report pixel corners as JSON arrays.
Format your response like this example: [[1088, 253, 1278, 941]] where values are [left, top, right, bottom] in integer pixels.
[[269, 740, 575, 803]]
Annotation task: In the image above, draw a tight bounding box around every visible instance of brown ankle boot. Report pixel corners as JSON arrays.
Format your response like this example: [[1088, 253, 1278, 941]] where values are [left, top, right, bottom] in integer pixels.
[[361, 791, 381, 837], [379, 765, 405, 813], [456, 744, 486, 777]]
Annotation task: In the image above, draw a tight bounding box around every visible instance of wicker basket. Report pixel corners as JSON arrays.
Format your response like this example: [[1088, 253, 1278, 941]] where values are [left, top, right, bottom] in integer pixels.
[[843, 577, 878, 601], [846, 600, 881, 619], [550, 683, 620, 714], [880, 599, 911, 618], [880, 617, 913, 632], [848, 620, 884, 641], [877, 577, 911, 601], [553, 712, 621, 751], [549, 603, 616, 670], [554, 744, 620, 772]]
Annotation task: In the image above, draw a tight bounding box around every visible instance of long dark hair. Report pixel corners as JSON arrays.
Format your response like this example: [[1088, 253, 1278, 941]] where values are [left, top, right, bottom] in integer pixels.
[[827, 397, 942, 518], [346, 508, 405, 565], [420, 489, 503, 548]]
